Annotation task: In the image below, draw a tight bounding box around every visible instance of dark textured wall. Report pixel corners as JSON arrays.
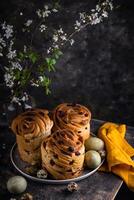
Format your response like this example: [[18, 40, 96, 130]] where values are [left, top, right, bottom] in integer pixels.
[[1, 0, 134, 126]]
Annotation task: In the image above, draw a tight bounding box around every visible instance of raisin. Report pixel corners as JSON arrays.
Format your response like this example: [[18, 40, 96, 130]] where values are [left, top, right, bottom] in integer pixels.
[[58, 140, 64, 145], [50, 159, 55, 166], [54, 154, 58, 159], [79, 112, 83, 115], [75, 151, 80, 156], [68, 147, 74, 152], [67, 169, 72, 172], [25, 139, 30, 143], [43, 142, 46, 148], [53, 135, 56, 139], [25, 117, 33, 122], [61, 150, 70, 155], [58, 110, 65, 117], [69, 160, 74, 165], [33, 146, 40, 151], [39, 111, 44, 116], [25, 150, 30, 155]]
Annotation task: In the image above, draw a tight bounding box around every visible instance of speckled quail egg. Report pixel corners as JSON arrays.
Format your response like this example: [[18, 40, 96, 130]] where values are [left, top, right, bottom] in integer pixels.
[[7, 176, 27, 194], [85, 136, 104, 151], [98, 149, 106, 158], [85, 150, 101, 169]]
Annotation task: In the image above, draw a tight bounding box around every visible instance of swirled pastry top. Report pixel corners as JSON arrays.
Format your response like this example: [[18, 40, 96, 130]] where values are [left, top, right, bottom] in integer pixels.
[[52, 103, 91, 140], [11, 108, 53, 140], [41, 129, 85, 179]]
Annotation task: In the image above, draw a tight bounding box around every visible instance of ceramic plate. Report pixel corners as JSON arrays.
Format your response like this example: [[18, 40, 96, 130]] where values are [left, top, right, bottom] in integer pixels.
[[10, 140, 105, 185]]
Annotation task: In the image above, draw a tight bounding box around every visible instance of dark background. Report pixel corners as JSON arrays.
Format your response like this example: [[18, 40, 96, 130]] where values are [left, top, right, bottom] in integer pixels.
[[1, 1, 134, 199], [1, 0, 134, 126]]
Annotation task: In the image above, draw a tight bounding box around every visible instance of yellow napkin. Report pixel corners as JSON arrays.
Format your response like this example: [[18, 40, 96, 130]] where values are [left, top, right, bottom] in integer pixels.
[[98, 122, 134, 191]]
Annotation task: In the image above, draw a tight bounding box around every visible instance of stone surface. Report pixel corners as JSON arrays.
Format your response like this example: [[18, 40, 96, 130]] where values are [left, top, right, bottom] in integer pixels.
[[0, 119, 124, 200]]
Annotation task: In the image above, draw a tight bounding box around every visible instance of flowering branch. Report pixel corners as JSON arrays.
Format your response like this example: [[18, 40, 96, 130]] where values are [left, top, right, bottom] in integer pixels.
[[0, 0, 113, 105], [47, 0, 113, 53]]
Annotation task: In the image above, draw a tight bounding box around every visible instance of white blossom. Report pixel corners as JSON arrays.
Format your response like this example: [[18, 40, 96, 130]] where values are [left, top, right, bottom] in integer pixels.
[[0, 52, 3, 56], [31, 81, 39, 87], [1, 21, 6, 29], [42, 5, 51, 18], [42, 10, 51, 18], [109, 2, 113, 10], [53, 44, 59, 49], [36, 4, 58, 19], [96, 5, 101, 12], [102, 11, 108, 18], [80, 12, 86, 23], [7, 50, 16, 59], [20, 12, 23, 16], [58, 28, 64, 34], [36, 9, 42, 18], [11, 92, 29, 105], [24, 45, 27, 52], [44, 5, 49, 10], [39, 76, 44, 82], [24, 19, 33, 27], [47, 47, 52, 54], [9, 40, 14, 48], [91, 16, 102, 25], [60, 35, 67, 41], [40, 24, 47, 32], [0, 36, 6, 47], [52, 8, 58, 13], [75, 20, 81, 30], [53, 34, 58, 42], [91, 9, 95, 12], [11, 61, 22, 70], [4, 71, 14, 88], [70, 39, 74, 46], [2, 22, 13, 39], [36, 8, 51, 18], [11, 96, 21, 105], [7, 40, 16, 59], [21, 92, 29, 101]]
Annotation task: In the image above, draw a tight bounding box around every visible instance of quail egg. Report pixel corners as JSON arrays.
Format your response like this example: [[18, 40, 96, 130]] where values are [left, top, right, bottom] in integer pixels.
[[7, 176, 27, 194], [85, 136, 104, 151], [85, 150, 101, 169]]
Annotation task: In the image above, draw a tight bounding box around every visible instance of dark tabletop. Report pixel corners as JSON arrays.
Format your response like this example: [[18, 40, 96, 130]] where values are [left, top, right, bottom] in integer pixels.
[[0, 119, 134, 200]]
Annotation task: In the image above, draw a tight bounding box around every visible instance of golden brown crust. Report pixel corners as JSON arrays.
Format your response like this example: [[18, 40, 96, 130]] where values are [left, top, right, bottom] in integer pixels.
[[11, 108, 53, 165], [41, 129, 85, 180], [52, 103, 91, 141]]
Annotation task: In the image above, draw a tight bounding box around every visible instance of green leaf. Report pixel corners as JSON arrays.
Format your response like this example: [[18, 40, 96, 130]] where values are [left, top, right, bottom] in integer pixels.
[[53, 49, 63, 59], [51, 58, 56, 65], [28, 52, 38, 64], [14, 69, 21, 80], [18, 52, 24, 60], [38, 65, 45, 73], [45, 57, 56, 72], [45, 87, 51, 95]]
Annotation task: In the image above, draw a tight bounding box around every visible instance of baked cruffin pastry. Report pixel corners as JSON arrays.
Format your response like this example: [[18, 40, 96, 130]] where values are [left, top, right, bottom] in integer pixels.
[[41, 129, 85, 180], [11, 108, 53, 165], [52, 103, 91, 141]]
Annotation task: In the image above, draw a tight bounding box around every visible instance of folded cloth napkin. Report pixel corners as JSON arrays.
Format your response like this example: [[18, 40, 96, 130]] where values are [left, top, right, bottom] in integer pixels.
[[98, 122, 134, 191]]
